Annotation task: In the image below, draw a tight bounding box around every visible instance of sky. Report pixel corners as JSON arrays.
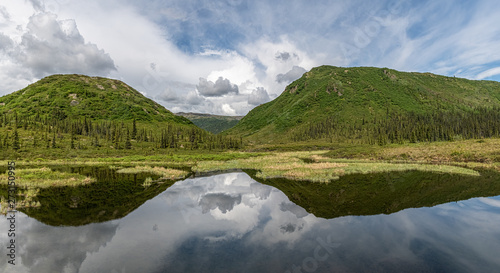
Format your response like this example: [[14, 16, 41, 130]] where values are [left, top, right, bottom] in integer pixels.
[[0, 0, 500, 116]]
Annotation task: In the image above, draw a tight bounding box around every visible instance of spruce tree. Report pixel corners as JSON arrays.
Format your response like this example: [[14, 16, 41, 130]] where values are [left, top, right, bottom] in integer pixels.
[[125, 129, 132, 149], [70, 130, 75, 149], [132, 119, 137, 140], [12, 129, 20, 150], [51, 131, 56, 148], [4, 132, 9, 148], [113, 128, 120, 149]]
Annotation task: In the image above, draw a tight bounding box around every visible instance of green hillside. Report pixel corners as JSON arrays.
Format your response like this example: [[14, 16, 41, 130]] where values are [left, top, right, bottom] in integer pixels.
[[0, 74, 191, 124], [0, 75, 243, 157], [227, 66, 500, 144], [176, 112, 242, 134]]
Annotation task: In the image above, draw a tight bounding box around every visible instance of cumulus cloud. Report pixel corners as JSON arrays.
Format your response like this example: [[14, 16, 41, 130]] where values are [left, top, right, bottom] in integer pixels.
[[156, 87, 179, 102], [197, 76, 238, 97], [15, 12, 116, 78], [186, 90, 205, 105], [248, 87, 270, 105], [276, 65, 307, 84], [0, 33, 13, 51], [156, 81, 197, 103]]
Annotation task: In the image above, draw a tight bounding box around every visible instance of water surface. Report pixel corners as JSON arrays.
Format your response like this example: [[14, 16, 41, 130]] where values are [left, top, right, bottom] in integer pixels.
[[1, 172, 500, 273]]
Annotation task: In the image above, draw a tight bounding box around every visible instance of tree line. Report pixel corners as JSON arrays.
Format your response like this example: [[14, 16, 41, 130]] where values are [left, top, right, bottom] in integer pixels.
[[0, 113, 242, 151], [291, 106, 500, 145]]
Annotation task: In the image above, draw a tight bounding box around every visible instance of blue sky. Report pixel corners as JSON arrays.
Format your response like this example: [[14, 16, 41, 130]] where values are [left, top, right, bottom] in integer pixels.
[[1, 0, 499, 115]]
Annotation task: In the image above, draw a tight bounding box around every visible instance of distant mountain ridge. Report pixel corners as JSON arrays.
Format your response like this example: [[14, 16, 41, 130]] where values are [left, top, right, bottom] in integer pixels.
[[226, 65, 500, 144], [176, 112, 243, 134]]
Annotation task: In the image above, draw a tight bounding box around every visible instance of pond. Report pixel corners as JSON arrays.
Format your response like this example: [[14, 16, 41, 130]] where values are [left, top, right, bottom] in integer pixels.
[[1, 170, 500, 272]]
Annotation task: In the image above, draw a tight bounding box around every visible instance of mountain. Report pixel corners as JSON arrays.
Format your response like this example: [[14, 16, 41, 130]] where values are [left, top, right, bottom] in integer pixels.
[[0, 74, 192, 124], [176, 112, 243, 134], [226, 66, 500, 144]]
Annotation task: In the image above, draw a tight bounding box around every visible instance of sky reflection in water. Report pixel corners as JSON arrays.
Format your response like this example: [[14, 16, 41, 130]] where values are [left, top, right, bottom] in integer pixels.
[[1, 172, 500, 273]]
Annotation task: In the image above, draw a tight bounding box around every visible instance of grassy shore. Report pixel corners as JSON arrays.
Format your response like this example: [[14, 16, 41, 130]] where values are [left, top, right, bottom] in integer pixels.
[[193, 151, 481, 182], [1, 138, 499, 186]]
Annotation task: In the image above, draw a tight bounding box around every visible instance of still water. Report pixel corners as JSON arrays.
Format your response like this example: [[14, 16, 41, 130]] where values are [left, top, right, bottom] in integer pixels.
[[1, 171, 500, 272]]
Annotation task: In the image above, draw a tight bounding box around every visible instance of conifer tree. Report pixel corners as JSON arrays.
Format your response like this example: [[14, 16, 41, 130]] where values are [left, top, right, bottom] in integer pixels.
[[70, 130, 75, 149], [125, 129, 132, 150], [12, 129, 20, 150], [132, 118, 137, 140], [51, 131, 56, 148], [4, 132, 9, 148]]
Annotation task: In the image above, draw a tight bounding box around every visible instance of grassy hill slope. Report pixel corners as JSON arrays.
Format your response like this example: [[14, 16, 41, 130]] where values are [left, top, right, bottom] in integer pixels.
[[227, 66, 500, 144], [0, 74, 244, 158], [0, 74, 192, 124]]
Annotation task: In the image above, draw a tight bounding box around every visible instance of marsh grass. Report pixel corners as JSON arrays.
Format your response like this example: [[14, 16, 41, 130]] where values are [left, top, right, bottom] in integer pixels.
[[194, 151, 481, 182], [0, 167, 95, 188], [116, 166, 188, 180], [376, 138, 500, 163]]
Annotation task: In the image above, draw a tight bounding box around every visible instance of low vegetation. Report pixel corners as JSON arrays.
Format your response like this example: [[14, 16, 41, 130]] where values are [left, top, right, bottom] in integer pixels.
[[116, 165, 188, 180], [0, 167, 94, 188], [194, 151, 481, 182]]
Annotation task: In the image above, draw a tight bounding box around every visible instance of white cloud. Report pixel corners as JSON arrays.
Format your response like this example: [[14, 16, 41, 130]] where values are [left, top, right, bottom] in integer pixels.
[[0, 2, 116, 94], [156, 87, 179, 102], [276, 66, 307, 84], [221, 103, 236, 115], [185, 90, 205, 105], [197, 77, 239, 97], [248, 87, 270, 105], [241, 36, 318, 97], [17, 13, 116, 78]]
